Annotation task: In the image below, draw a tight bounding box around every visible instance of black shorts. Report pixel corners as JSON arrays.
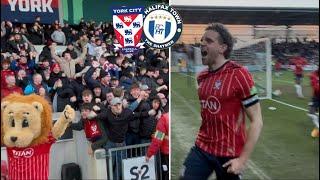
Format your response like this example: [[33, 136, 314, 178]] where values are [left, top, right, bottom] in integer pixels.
[[181, 146, 241, 180], [310, 96, 319, 109], [295, 74, 303, 81]]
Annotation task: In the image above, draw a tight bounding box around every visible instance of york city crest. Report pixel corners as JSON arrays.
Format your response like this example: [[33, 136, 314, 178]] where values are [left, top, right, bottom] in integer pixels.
[[214, 80, 222, 90], [112, 6, 145, 54]]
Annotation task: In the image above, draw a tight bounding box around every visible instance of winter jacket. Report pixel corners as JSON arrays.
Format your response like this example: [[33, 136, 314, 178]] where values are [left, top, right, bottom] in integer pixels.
[[10, 58, 35, 77], [128, 98, 152, 136], [28, 27, 43, 45], [38, 46, 53, 63], [98, 108, 134, 143], [140, 75, 158, 90], [51, 30, 66, 45], [24, 82, 51, 95], [54, 77, 76, 112], [16, 77, 29, 91], [51, 45, 87, 78], [147, 113, 169, 157]]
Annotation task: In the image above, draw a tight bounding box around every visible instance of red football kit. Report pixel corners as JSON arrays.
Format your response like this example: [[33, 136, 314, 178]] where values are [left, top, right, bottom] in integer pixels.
[[310, 70, 320, 97], [6, 135, 56, 180], [291, 57, 307, 75], [195, 61, 259, 157]]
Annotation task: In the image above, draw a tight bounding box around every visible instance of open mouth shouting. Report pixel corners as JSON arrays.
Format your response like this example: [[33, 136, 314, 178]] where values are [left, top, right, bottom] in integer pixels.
[[201, 48, 208, 64], [201, 50, 208, 58]]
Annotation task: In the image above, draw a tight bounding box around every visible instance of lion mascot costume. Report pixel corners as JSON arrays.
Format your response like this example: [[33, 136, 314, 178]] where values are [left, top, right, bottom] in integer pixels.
[[1, 93, 75, 180]]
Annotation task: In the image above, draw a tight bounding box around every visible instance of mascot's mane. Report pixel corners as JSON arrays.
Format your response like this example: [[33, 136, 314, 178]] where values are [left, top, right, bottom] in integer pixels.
[[1, 93, 53, 146]]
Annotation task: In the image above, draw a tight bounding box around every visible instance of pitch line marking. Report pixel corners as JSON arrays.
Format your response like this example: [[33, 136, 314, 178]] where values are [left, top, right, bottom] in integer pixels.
[[172, 90, 271, 180], [177, 73, 317, 114], [269, 99, 308, 111]]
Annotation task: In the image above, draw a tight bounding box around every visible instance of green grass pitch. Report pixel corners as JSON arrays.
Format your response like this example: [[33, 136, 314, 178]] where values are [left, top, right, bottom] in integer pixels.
[[171, 71, 319, 180]]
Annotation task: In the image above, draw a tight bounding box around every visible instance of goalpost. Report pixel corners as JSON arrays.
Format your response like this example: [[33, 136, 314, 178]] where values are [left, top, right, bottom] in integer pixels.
[[230, 38, 272, 99], [171, 38, 273, 99]]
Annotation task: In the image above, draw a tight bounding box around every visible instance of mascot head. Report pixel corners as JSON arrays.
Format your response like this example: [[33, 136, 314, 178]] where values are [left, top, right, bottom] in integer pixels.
[[1, 94, 52, 148]]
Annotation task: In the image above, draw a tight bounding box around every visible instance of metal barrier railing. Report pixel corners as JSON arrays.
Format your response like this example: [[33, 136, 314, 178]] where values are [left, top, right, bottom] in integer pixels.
[[105, 143, 162, 180], [94, 149, 108, 179]]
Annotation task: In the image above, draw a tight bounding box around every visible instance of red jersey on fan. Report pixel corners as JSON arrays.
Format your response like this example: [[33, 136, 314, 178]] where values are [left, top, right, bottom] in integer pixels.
[[1, 69, 15, 87], [195, 61, 259, 157], [310, 70, 319, 97], [6, 135, 55, 180], [290, 56, 307, 75], [1, 85, 23, 99]]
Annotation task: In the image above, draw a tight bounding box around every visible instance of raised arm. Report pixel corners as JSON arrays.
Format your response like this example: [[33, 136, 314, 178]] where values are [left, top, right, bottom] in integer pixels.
[[52, 105, 76, 139], [50, 44, 63, 64], [75, 43, 88, 64]]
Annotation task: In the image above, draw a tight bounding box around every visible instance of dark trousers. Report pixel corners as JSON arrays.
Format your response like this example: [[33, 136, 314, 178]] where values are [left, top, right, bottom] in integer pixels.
[[125, 132, 141, 157], [104, 141, 126, 180], [181, 146, 241, 180], [161, 153, 169, 180], [125, 132, 141, 146]]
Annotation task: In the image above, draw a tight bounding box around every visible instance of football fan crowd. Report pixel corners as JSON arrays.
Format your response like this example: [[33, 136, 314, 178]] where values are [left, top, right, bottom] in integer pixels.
[[1, 17, 169, 160]]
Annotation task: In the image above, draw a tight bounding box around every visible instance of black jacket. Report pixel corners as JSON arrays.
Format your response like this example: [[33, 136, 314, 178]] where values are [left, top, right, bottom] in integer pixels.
[[70, 80, 87, 107], [28, 27, 43, 45], [47, 72, 62, 88], [16, 77, 29, 90], [137, 101, 157, 138], [54, 77, 76, 112], [140, 75, 158, 90], [98, 108, 133, 143], [38, 46, 52, 63], [128, 99, 150, 134]]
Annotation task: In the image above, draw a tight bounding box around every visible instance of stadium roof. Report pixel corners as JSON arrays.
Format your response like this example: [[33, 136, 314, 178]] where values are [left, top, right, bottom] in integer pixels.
[[172, 0, 319, 25]]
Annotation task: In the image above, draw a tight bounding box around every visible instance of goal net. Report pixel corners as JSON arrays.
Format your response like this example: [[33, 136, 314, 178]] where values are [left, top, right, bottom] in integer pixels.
[[171, 38, 272, 99], [229, 38, 272, 99]]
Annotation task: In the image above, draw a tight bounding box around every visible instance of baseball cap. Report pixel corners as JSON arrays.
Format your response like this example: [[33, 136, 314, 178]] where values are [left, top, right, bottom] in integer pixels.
[[100, 71, 110, 78], [111, 76, 118, 81], [92, 83, 101, 89], [110, 97, 122, 106]]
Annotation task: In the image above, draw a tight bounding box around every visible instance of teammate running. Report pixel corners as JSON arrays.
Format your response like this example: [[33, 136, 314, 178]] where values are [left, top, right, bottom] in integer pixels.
[[307, 68, 319, 138], [290, 55, 307, 98]]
